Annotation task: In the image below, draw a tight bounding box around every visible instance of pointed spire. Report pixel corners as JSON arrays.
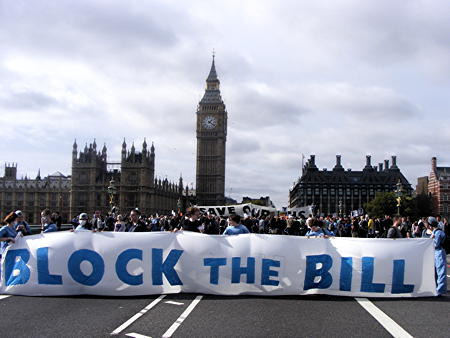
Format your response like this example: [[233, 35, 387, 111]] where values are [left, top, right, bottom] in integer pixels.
[[73, 139, 77, 149], [102, 143, 107, 155], [131, 141, 135, 153], [93, 138, 97, 150], [151, 142, 155, 154], [36, 169, 41, 180], [206, 53, 219, 83], [143, 137, 147, 150], [84, 143, 88, 153]]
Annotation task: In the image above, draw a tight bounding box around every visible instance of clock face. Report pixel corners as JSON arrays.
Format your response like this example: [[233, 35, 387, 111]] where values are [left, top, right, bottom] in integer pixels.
[[202, 115, 217, 129]]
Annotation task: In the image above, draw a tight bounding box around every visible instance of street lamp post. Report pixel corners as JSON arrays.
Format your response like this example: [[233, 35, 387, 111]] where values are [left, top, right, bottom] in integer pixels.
[[107, 179, 118, 214], [395, 179, 403, 216]]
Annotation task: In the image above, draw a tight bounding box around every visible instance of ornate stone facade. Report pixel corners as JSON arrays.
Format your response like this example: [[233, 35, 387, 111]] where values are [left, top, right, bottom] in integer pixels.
[[0, 164, 70, 223], [195, 56, 227, 206], [0, 140, 193, 223], [70, 139, 191, 218]]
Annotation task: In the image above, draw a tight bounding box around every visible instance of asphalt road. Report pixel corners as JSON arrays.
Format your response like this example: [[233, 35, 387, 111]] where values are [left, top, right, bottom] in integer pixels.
[[0, 260, 449, 338]]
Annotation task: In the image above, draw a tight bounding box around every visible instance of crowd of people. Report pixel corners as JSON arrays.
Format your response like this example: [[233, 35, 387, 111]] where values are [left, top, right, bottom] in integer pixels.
[[1, 206, 448, 295]]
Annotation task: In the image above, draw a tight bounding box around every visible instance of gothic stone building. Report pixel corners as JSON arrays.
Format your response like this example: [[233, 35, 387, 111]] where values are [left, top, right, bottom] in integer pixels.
[[0, 140, 192, 223], [289, 155, 412, 216], [195, 56, 227, 206], [70, 139, 190, 218], [0, 164, 70, 224]]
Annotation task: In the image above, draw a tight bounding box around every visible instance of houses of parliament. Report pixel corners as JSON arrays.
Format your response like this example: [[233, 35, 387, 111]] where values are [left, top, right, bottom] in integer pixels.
[[0, 57, 228, 223]]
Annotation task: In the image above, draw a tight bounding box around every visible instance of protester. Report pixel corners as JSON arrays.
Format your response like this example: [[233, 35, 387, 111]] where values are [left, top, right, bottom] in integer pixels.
[[126, 209, 148, 232], [387, 216, 402, 238], [0, 212, 18, 257], [92, 210, 105, 231], [305, 218, 326, 238], [14, 210, 32, 236], [114, 214, 126, 232], [75, 213, 92, 231], [427, 217, 447, 295], [223, 214, 250, 235], [53, 211, 62, 230], [41, 209, 58, 233], [177, 207, 202, 232]]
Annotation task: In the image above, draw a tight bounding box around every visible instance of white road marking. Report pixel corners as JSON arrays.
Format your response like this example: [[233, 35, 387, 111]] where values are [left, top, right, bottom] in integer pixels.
[[110, 295, 166, 335], [0, 295, 11, 300], [355, 298, 413, 338], [165, 301, 184, 306], [125, 333, 152, 338], [162, 295, 203, 338]]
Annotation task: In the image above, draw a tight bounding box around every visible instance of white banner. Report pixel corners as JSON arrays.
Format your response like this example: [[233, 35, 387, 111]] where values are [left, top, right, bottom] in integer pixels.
[[197, 203, 314, 218], [198, 203, 277, 218], [1, 232, 436, 297]]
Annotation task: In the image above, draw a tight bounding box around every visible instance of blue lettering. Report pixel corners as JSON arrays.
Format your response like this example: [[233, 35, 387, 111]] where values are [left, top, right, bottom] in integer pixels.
[[391, 259, 414, 294], [261, 259, 280, 286], [339, 257, 352, 291], [4, 249, 30, 286], [232, 257, 255, 284], [37, 247, 62, 285], [152, 249, 183, 285], [204, 258, 227, 284], [116, 249, 143, 286], [304, 254, 333, 290], [361, 257, 385, 293], [68, 249, 104, 286]]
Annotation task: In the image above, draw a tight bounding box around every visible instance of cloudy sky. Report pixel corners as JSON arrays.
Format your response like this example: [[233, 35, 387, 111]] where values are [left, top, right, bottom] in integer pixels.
[[1, 0, 449, 207]]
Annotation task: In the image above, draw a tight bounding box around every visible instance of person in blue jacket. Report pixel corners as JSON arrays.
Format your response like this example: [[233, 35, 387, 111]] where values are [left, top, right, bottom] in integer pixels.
[[305, 218, 326, 237], [14, 210, 32, 236], [223, 214, 250, 235], [0, 212, 18, 257], [41, 209, 58, 233], [427, 216, 447, 295]]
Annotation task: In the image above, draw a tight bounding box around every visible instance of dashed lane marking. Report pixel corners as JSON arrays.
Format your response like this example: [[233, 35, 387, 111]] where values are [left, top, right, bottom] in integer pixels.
[[125, 333, 152, 338], [164, 301, 184, 306], [0, 295, 11, 300], [110, 295, 166, 335], [355, 298, 413, 338], [162, 295, 203, 338]]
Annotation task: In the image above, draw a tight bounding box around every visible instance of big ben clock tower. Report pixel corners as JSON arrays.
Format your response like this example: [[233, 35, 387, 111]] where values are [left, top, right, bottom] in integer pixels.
[[195, 55, 227, 206]]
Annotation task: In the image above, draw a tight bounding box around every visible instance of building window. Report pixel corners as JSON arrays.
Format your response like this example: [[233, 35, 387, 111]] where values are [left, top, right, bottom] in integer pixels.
[[323, 189, 328, 195], [315, 188, 320, 195], [338, 189, 343, 196], [307, 189, 312, 195], [346, 189, 351, 196], [330, 189, 335, 195]]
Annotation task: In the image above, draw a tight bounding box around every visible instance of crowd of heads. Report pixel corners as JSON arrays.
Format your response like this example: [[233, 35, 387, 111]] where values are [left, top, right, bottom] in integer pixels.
[[2, 207, 449, 243]]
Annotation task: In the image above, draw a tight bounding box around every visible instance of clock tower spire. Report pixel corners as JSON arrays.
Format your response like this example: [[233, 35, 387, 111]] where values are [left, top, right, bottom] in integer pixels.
[[195, 55, 228, 206]]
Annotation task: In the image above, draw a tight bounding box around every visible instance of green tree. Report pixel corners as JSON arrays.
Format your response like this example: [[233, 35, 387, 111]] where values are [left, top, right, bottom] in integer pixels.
[[364, 192, 397, 218]]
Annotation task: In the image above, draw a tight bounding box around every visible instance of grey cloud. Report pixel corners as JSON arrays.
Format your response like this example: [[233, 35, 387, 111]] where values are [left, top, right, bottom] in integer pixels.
[[302, 83, 419, 120], [229, 86, 308, 128], [0, 90, 60, 111]]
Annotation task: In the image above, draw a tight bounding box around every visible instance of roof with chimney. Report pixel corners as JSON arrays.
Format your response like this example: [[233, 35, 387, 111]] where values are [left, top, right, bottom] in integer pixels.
[[297, 155, 412, 189]]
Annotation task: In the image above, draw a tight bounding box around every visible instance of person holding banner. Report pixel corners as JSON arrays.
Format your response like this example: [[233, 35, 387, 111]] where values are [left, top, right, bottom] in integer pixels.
[[14, 210, 32, 236], [41, 209, 58, 233], [0, 212, 18, 257], [305, 218, 326, 238], [427, 217, 447, 295], [223, 214, 250, 235], [177, 207, 202, 232]]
